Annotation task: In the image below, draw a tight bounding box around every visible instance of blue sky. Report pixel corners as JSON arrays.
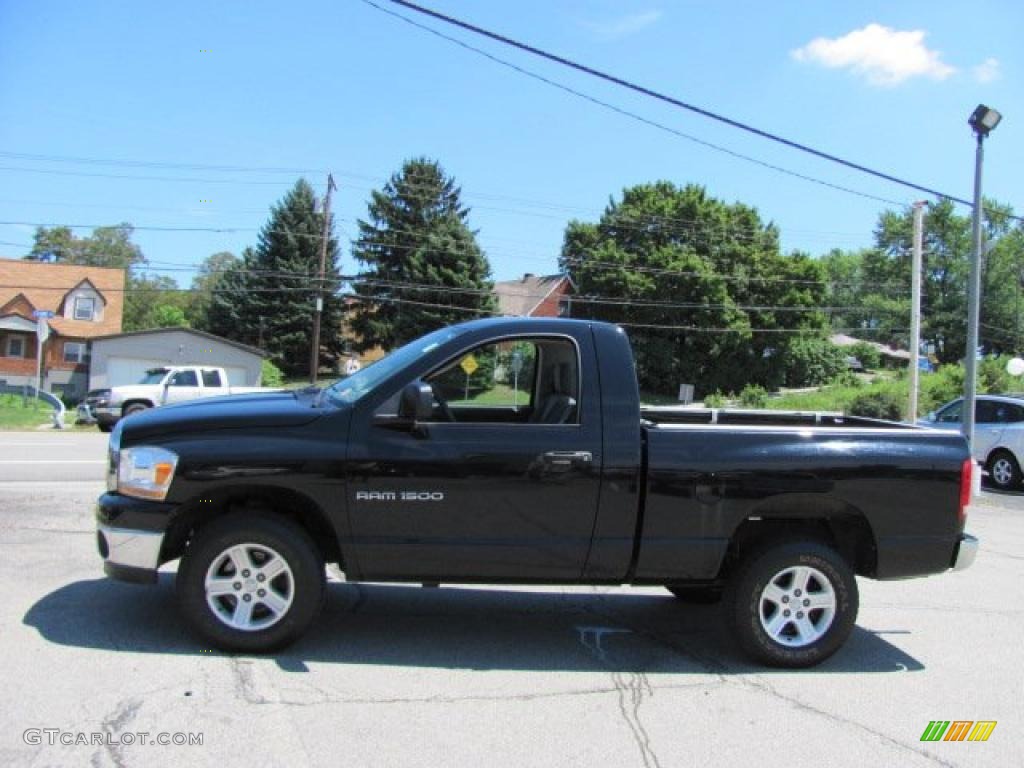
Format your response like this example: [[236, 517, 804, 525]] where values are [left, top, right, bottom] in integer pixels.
[[0, 0, 1020, 283]]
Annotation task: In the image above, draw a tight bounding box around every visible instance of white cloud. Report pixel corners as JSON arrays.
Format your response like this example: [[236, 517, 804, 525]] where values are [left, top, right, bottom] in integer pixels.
[[581, 10, 662, 42], [973, 57, 1000, 84], [791, 23, 955, 86]]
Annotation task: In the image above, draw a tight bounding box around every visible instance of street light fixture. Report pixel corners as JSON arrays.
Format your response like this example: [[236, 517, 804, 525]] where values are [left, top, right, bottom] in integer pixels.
[[962, 104, 1002, 454]]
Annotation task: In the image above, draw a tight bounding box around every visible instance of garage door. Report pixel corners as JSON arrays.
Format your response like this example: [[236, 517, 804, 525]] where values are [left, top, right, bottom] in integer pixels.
[[107, 357, 170, 387]]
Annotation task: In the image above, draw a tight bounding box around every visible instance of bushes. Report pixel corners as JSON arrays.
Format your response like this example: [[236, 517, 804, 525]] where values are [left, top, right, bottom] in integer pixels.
[[780, 336, 848, 387], [738, 384, 768, 408], [848, 390, 905, 421], [704, 391, 727, 408], [261, 359, 285, 387], [848, 341, 882, 370]]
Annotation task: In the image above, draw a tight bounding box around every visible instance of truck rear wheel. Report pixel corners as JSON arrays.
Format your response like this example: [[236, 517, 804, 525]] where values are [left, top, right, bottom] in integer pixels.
[[726, 540, 858, 668], [176, 513, 325, 653]]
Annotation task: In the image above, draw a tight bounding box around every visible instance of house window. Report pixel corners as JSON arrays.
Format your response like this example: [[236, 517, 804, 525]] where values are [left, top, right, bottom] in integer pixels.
[[74, 296, 96, 321], [63, 342, 87, 364], [5, 336, 26, 358]]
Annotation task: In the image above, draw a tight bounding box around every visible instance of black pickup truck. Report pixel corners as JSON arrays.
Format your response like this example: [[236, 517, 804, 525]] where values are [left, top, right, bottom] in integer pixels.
[[96, 317, 977, 667]]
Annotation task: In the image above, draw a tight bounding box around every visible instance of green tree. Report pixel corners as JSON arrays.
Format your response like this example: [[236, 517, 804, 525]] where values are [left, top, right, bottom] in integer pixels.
[[187, 251, 240, 328], [27, 223, 145, 270], [25, 223, 194, 332], [123, 274, 190, 331], [559, 182, 830, 394], [205, 181, 345, 375], [826, 198, 1024, 364], [350, 158, 495, 352]]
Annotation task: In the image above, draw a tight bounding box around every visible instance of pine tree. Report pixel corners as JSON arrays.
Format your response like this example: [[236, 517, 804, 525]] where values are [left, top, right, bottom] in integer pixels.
[[205, 180, 344, 375], [350, 158, 495, 351]]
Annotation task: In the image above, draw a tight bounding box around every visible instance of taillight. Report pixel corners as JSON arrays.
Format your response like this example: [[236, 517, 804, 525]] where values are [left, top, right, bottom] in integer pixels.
[[959, 458, 972, 525]]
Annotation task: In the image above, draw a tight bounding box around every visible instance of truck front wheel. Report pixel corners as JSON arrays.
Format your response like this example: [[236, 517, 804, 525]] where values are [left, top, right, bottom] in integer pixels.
[[726, 540, 858, 668], [176, 513, 325, 653]]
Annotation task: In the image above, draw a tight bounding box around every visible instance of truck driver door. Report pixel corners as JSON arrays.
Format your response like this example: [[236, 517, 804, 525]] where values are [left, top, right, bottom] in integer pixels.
[[347, 331, 603, 581]]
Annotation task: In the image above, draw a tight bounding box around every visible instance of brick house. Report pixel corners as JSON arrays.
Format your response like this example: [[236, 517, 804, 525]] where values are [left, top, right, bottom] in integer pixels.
[[0, 259, 125, 400], [493, 273, 575, 317]]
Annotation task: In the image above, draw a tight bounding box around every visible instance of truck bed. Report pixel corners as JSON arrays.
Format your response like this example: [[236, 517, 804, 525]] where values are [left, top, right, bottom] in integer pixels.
[[641, 406, 918, 429]]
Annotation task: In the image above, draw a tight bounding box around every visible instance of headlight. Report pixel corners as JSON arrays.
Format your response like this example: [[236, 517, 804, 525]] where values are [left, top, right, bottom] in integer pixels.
[[117, 446, 178, 500]]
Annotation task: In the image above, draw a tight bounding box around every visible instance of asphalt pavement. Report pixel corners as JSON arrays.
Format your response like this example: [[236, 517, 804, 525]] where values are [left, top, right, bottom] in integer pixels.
[[0, 430, 1021, 767]]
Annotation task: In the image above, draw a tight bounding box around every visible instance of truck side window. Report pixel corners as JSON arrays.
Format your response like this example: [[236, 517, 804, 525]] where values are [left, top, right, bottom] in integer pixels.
[[170, 370, 198, 387], [202, 369, 222, 387], [424, 337, 579, 425]]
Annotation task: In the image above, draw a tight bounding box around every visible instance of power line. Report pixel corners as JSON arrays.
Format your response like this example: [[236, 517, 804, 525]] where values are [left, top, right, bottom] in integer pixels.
[[375, 0, 1022, 222]]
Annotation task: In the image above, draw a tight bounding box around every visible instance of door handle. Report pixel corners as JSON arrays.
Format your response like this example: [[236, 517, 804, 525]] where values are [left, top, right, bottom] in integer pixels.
[[542, 450, 593, 467]]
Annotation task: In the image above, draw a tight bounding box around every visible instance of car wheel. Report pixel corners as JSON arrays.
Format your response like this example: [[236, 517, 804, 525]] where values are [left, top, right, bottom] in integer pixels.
[[726, 540, 858, 668], [666, 585, 723, 604], [987, 450, 1021, 490], [123, 403, 149, 418], [98, 423, 113, 433], [176, 513, 325, 653]]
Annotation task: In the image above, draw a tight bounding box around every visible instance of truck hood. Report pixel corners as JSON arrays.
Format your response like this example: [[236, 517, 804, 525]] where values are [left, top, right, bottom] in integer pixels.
[[109, 384, 161, 404], [119, 390, 328, 441]]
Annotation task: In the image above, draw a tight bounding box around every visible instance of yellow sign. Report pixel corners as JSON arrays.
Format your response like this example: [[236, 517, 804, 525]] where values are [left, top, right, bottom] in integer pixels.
[[459, 355, 479, 376]]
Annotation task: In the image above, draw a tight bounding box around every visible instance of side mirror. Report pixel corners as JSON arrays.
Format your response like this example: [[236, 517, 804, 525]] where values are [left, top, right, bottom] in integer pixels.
[[399, 382, 434, 423]]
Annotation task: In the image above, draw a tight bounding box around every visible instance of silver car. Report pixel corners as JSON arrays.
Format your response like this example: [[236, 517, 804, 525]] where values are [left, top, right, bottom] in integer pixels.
[[920, 394, 1024, 490]]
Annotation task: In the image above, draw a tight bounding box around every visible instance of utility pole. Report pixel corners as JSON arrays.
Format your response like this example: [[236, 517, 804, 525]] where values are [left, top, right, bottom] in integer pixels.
[[309, 173, 336, 386], [908, 202, 926, 421]]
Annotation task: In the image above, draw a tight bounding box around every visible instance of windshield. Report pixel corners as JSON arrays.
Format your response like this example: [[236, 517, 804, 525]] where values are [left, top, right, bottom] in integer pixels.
[[322, 327, 464, 406], [137, 368, 169, 385]]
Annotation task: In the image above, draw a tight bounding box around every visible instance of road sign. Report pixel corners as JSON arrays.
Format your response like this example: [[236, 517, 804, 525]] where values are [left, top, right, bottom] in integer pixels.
[[459, 355, 479, 376], [32, 310, 55, 319]]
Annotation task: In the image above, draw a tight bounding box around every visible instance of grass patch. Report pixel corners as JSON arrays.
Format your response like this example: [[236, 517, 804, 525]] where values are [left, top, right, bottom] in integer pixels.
[[0, 393, 56, 430]]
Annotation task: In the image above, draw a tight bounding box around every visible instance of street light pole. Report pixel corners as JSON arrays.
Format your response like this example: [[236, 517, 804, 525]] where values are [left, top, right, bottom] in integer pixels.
[[963, 105, 1002, 453]]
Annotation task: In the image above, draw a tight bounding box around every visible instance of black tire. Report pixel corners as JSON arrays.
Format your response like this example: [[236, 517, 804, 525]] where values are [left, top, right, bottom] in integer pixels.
[[123, 403, 149, 418], [176, 513, 325, 653], [666, 585, 723, 604], [725, 540, 858, 668], [98, 423, 113, 433], [986, 450, 1021, 490]]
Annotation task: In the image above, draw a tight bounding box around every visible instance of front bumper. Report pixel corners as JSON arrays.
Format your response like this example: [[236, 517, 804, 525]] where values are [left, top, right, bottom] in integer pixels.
[[96, 493, 176, 584], [952, 533, 979, 572], [97, 525, 164, 583]]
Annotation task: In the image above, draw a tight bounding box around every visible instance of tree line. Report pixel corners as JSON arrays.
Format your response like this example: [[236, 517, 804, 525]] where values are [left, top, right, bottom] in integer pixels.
[[22, 157, 1024, 392]]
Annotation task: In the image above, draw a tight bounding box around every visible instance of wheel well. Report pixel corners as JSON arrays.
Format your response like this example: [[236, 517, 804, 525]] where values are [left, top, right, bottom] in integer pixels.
[[986, 447, 1018, 467], [720, 513, 877, 579], [122, 399, 154, 411], [162, 486, 344, 568]]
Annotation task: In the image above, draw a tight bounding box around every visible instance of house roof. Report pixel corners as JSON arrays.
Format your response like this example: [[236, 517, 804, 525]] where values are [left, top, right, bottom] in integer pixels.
[[90, 327, 266, 358], [830, 333, 911, 360], [0, 258, 125, 338], [493, 273, 574, 317]]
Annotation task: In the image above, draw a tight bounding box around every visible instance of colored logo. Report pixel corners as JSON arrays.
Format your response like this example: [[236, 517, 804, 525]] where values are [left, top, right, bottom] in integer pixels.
[[920, 721, 997, 742]]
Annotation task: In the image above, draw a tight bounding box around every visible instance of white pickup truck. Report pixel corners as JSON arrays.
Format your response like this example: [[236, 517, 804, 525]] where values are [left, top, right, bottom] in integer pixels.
[[81, 365, 273, 432]]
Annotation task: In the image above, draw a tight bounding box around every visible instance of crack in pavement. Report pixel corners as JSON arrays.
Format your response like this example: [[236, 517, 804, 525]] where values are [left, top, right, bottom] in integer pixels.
[[90, 696, 141, 768], [612, 672, 661, 768], [737, 678, 959, 768]]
